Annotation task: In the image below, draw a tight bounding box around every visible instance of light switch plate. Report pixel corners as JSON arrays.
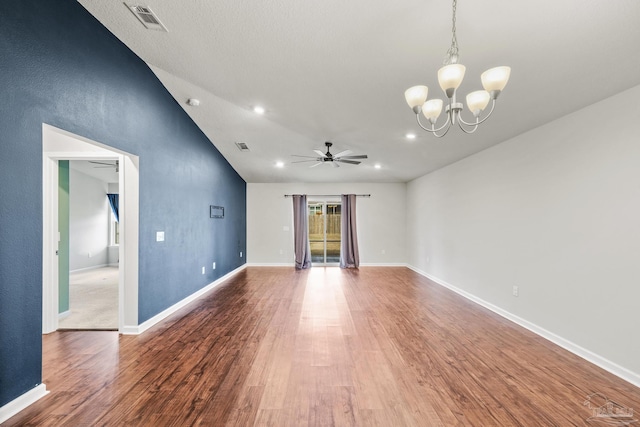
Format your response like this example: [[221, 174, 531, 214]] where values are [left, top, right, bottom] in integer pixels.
[[156, 231, 165, 242]]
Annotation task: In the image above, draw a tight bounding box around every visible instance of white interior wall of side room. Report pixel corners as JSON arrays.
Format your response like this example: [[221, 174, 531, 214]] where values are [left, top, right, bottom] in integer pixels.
[[405, 84, 640, 383], [69, 167, 110, 272], [247, 183, 406, 266]]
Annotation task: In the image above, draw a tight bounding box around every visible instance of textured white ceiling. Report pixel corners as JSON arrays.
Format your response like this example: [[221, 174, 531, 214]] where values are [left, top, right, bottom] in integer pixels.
[[78, 0, 640, 183]]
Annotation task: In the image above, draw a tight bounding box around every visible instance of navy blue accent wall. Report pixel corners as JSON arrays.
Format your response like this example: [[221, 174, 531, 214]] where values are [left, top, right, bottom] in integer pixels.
[[0, 0, 246, 407]]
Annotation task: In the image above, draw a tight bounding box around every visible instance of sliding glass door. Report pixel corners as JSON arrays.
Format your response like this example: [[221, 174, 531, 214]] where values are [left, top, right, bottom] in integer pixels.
[[308, 201, 341, 264]]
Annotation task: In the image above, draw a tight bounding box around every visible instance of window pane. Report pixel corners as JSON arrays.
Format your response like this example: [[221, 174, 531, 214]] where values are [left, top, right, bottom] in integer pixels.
[[326, 204, 340, 263], [307, 202, 341, 264], [308, 203, 324, 263]]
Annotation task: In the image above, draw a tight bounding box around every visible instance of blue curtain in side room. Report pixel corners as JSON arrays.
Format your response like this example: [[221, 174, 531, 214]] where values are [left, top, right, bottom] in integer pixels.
[[107, 193, 119, 223]]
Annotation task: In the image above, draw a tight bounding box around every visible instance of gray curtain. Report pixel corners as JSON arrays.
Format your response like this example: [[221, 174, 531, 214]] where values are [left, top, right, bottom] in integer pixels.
[[340, 194, 360, 268], [292, 194, 311, 269]]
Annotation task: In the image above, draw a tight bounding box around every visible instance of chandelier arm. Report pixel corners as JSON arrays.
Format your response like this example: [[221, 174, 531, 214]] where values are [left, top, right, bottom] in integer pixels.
[[456, 119, 480, 134], [457, 99, 497, 127], [456, 112, 480, 129], [475, 99, 497, 125], [416, 113, 451, 133], [433, 125, 453, 138], [453, 109, 482, 134]]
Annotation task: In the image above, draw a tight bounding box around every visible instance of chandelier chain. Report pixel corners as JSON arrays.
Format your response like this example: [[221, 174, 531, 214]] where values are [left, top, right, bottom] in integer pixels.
[[444, 0, 459, 65]]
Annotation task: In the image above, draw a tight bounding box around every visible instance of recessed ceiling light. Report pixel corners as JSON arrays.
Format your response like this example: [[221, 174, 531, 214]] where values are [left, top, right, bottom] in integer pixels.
[[405, 133, 416, 140], [186, 98, 200, 106], [253, 106, 265, 115], [374, 164, 381, 169], [275, 161, 284, 168]]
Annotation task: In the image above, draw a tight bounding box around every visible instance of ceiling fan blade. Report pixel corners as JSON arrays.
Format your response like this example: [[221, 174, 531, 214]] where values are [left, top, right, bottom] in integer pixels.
[[292, 160, 320, 163], [337, 155, 368, 159], [291, 154, 320, 158], [309, 162, 323, 168], [313, 150, 327, 157], [333, 150, 352, 157], [335, 159, 360, 165]]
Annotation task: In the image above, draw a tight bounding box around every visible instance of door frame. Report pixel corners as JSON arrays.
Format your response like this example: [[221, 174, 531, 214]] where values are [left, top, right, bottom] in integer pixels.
[[42, 124, 139, 334], [308, 197, 341, 266]]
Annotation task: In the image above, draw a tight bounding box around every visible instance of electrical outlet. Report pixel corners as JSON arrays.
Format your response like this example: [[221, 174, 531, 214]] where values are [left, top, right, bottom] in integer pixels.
[[202, 267, 205, 275], [512, 285, 519, 297], [212, 262, 216, 270]]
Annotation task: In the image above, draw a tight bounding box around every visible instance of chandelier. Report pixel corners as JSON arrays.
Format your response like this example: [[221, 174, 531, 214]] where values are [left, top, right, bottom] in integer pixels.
[[404, 0, 511, 137]]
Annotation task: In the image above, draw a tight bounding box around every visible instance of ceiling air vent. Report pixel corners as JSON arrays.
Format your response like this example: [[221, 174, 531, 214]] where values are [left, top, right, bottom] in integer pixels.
[[235, 142, 250, 152], [127, 5, 168, 31]]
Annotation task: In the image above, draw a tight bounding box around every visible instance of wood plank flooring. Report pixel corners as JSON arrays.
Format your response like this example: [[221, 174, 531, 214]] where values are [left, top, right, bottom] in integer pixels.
[[6, 267, 640, 426]]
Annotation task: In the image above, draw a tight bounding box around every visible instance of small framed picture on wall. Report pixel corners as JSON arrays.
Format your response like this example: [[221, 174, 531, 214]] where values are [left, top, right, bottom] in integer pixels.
[[210, 205, 224, 218]]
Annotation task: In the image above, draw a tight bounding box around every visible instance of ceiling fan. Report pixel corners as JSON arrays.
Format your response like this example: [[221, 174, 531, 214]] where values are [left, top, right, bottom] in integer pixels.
[[89, 160, 119, 172], [292, 142, 368, 168]]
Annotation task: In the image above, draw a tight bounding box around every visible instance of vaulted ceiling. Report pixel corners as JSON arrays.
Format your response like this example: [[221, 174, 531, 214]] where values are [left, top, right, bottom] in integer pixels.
[[78, 0, 640, 183]]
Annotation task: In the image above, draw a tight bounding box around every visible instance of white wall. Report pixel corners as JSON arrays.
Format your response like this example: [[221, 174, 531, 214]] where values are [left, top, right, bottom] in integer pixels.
[[247, 183, 406, 265], [406, 85, 640, 381], [69, 167, 110, 271], [107, 183, 119, 193]]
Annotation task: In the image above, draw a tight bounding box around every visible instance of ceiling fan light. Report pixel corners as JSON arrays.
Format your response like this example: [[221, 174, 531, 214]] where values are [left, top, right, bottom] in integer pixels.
[[466, 90, 490, 116], [438, 64, 466, 97], [422, 99, 443, 123], [481, 66, 511, 94], [404, 85, 429, 111]]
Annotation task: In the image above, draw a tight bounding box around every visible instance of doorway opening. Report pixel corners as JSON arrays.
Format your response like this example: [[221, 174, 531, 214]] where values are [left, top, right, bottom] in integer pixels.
[[56, 160, 120, 330], [42, 124, 139, 334], [308, 200, 341, 265]]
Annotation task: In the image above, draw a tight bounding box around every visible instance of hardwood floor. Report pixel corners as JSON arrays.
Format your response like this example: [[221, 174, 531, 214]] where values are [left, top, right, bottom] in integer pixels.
[[7, 267, 640, 426]]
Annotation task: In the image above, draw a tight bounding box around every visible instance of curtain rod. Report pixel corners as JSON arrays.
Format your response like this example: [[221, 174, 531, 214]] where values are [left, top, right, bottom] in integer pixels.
[[284, 194, 370, 198]]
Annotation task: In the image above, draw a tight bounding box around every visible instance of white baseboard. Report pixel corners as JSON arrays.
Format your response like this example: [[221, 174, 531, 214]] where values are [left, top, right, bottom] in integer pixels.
[[246, 263, 293, 267], [119, 324, 140, 335], [69, 264, 111, 274], [407, 265, 640, 388], [359, 263, 408, 267], [246, 263, 408, 267], [121, 264, 247, 335], [0, 384, 48, 424], [58, 310, 70, 319]]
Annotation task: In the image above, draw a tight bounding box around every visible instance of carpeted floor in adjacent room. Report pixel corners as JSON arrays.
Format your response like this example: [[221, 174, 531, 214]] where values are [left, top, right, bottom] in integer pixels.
[[58, 266, 118, 330]]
